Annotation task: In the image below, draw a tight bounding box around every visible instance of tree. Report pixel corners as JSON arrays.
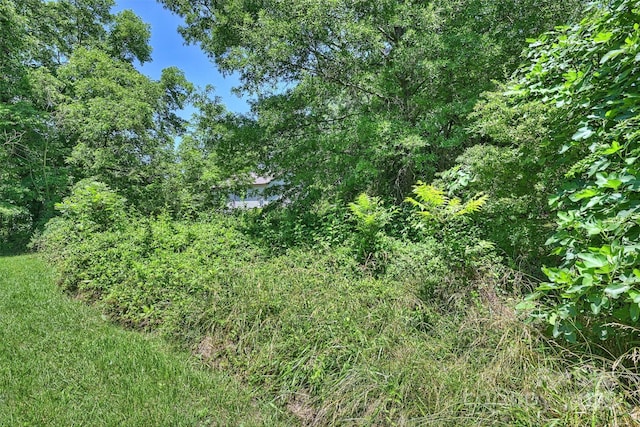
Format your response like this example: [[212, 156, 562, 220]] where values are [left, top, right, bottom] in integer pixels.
[[0, 1, 66, 249], [58, 48, 194, 209], [160, 0, 583, 204], [1, 0, 193, 249], [107, 9, 152, 64]]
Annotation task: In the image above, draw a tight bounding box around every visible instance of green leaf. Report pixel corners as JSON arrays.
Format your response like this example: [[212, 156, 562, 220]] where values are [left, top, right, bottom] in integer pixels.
[[583, 221, 603, 235], [577, 252, 608, 268], [515, 300, 536, 310], [564, 329, 577, 343], [585, 195, 606, 209], [600, 49, 624, 64], [543, 267, 574, 284], [628, 290, 640, 304], [593, 325, 611, 340], [601, 140, 622, 155], [589, 295, 605, 315], [569, 188, 599, 201], [588, 158, 610, 177], [558, 303, 577, 319], [564, 283, 590, 295], [630, 304, 640, 322], [571, 125, 593, 141], [595, 173, 623, 189], [552, 321, 561, 337], [593, 31, 613, 43], [604, 283, 630, 298], [537, 282, 561, 291], [595, 263, 615, 274], [557, 211, 574, 222]]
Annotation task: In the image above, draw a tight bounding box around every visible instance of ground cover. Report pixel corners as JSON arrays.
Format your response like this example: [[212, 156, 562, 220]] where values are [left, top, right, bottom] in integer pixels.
[[0, 255, 289, 426]]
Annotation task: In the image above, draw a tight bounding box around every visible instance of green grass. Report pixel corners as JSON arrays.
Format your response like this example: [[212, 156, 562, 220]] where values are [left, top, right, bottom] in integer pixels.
[[0, 255, 289, 426]]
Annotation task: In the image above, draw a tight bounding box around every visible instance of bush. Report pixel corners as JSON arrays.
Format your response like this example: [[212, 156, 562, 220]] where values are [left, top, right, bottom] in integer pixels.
[[0, 203, 32, 254], [54, 179, 128, 233], [437, 144, 558, 273], [32, 180, 129, 271], [508, 0, 640, 349]]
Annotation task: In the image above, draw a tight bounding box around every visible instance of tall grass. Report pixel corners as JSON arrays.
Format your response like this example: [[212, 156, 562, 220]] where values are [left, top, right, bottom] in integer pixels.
[[34, 213, 637, 425]]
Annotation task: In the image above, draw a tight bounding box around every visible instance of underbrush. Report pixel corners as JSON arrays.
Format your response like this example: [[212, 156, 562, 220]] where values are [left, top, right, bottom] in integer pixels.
[[34, 182, 636, 425]]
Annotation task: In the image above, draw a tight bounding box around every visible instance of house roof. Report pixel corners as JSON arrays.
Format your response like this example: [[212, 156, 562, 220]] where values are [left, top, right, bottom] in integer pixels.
[[250, 173, 273, 185], [213, 172, 274, 189]]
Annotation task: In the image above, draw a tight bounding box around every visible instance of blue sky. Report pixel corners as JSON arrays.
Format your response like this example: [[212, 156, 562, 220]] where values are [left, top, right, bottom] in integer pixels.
[[113, 0, 250, 116]]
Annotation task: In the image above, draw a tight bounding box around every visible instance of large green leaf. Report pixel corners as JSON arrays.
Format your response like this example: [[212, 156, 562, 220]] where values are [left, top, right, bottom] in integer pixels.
[[604, 283, 630, 298], [593, 31, 614, 43], [577, 252, 608, 268], [569, 188, 599, 201], [571, 125, 594, 141]]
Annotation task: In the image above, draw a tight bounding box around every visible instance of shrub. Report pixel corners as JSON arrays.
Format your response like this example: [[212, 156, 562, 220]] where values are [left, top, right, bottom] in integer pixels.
[[0, 203, 32, 254], [54, 179, 128, 233], [405, 181, 495, 269], [437, 144, 558, 273], [510, 0, 640, 348], [32, 180, 129, 272]]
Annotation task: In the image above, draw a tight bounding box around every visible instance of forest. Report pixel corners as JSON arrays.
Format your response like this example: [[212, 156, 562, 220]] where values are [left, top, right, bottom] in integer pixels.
[[1, 0, 640, 425]]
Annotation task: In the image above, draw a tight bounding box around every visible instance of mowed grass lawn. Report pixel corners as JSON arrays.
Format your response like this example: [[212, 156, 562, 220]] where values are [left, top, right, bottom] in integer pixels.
[[0, 255, 288, 426]]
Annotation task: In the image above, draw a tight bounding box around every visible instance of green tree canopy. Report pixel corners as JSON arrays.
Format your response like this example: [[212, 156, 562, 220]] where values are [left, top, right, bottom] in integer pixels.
[[161, 0, 583, 203], [1, 0, 193, 249]]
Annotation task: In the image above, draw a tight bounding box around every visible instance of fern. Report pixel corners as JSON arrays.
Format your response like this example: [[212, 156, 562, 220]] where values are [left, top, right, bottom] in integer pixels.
[[456, 194, 489, 216], [406, 181, 487, 223], [347, 193, 396, 267]]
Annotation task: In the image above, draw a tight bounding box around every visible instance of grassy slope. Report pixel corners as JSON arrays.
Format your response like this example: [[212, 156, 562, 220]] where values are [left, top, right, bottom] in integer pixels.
[[0, 255, 289, 427]]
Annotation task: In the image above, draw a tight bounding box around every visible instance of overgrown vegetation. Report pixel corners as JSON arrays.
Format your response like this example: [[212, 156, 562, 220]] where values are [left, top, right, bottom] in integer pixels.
[[3, 0, 640, 425], [31, 181, 635, 425], [511, 0, 640, 350]]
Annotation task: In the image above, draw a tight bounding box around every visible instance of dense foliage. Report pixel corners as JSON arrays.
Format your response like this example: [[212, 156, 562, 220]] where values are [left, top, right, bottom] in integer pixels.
[[507, 0, 640, 346], [0, 0, 194, 251], [5, 0, 640, 423], [160, 0, 583, 203], [34, 185, 633, 425]]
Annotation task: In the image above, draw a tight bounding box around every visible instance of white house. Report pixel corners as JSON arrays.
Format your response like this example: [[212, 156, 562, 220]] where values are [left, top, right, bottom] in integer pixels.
[[227, 174, 284, 209]]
